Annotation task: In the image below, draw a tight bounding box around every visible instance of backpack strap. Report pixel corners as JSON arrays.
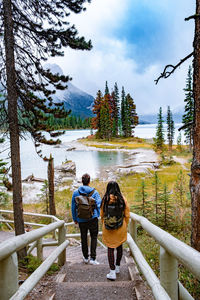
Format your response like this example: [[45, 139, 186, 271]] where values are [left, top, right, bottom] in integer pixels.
[[88, 189, 95, 197], [79, 189, 95, 197]]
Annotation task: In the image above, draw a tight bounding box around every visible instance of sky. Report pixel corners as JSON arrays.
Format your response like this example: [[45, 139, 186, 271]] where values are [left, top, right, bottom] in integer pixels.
[[48, 0, 195, 115]]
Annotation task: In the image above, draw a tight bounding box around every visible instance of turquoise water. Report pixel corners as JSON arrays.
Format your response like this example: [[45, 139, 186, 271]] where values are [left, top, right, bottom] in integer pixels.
[[18, 130, 129, 180], [1, 124, 183, 180]]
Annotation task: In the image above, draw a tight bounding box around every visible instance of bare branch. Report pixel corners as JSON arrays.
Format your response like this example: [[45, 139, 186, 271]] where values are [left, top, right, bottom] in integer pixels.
[[155, 52, 194, 84], [185, 14, 200, 21], [178, 121, 193, 131]]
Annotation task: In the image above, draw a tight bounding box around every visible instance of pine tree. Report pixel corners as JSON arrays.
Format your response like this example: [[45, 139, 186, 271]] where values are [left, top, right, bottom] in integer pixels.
[[114, 82, 120, 125], [177, 132, 182, 151], [92, 90, 103, 138], [99, 100, 111, 139], [155, 107, 165, 151], [134, 180, 150, 217], [166, 106, 175, 151], [105, 81, 110, 96], [111, 83, 120, 137], [121, 87, 126, 136], [152, 171, 161, 223], [0, 0, 92, 250], [111, 91, 118, 137], [174, 170, 187, 206], [126, 93, 138, 137], [182, 65, 194, 150], [159, 183, 174, 229]]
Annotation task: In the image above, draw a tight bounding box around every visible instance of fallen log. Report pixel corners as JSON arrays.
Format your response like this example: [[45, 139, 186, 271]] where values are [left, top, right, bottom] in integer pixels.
[[22, 175, 45, 183], [118, 162, 157, 168]]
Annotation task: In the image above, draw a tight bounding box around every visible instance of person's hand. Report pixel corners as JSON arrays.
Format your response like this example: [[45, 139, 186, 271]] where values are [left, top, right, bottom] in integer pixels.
[[75, 221, 78, 225]]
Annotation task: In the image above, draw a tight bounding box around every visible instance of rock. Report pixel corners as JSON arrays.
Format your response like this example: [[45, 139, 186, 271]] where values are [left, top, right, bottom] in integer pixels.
[[66, 147, 76, 151], [153, 162, 160, 169], [55, 161, 76, 175]]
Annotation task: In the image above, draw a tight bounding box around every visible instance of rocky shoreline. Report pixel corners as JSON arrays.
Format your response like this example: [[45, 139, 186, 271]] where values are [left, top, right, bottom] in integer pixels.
[[21, 140, 159, 203]]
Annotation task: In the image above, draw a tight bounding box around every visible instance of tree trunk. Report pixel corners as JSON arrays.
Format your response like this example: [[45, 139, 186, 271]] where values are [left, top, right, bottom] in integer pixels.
[[48, 154, 56, 215], [190, 0, 200, 251], [3, 0, 26, 257]]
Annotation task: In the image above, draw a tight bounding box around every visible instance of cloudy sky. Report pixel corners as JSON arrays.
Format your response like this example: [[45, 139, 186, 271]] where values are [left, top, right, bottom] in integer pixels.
[[49, 0, 195, 115]]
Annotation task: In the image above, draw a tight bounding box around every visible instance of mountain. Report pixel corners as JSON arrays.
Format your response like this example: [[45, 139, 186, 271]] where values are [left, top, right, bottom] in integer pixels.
[[139, 106, 184, 124], [44, 64, 94, 118]]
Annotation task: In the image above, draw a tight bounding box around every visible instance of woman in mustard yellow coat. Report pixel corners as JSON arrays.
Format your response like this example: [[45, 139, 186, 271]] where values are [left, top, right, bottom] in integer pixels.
[[100, 181, 130, 280]]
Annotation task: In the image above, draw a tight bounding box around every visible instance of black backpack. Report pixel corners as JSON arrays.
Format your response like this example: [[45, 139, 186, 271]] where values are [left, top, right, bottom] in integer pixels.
[[104, 202, 124, 230], [75, 189, 96, 219]]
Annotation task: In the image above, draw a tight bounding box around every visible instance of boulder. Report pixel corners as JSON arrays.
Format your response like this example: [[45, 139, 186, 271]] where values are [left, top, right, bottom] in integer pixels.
[[66, 147, 76, 151], [55, 161, 76, 175]]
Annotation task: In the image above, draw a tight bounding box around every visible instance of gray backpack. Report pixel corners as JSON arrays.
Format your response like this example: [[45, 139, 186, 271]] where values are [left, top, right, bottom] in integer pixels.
[[75, 189, 96, 219]]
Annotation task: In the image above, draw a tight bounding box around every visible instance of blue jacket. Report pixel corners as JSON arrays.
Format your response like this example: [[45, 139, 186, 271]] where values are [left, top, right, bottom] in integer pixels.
[[71, 185, 102, 223]]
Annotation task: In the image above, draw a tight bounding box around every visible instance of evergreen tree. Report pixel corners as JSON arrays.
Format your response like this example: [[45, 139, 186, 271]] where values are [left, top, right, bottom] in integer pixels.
[[182, 65, 194, 150], [177, 132, 182, 151], [111, 83, 120, 137], [105, 81, 110, 96], [99, 100, 111, 139], [114, 82, 120, 120], [160, 183, 174, 229], [126, 93, 138, 137], [174, 170, 187, 206], [134, 180, 150, 217], [111, 91, 118, 137], [166, 106, 175, 151], [0, 0, 92, 247], [155, 107, 165, 151], [92, 90, 103, 138], [121, 87, 126, 136], [152, 172, 161, 223]]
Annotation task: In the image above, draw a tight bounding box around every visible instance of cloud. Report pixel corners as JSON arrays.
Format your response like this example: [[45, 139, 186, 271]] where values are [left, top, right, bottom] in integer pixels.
[[48, 0, 195, 115]]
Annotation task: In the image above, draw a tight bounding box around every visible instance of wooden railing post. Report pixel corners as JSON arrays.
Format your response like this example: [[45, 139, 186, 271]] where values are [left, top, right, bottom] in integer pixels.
[[37, 238, 43, 261], [0, 252, 18, 300], [160, 246, 178, 300], [129, 218, 137, 243], [58, 224, 66, 266]]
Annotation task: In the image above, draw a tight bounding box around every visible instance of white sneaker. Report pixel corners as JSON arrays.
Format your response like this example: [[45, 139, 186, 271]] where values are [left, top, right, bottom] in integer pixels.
[[115, 265, 120, 274], [83, 257, 89, 264], [107, 270, 116, 281], [89, 259, 100, 265]]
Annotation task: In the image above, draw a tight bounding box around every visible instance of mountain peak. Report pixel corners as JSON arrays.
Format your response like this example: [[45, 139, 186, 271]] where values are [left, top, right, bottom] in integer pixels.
[[43, 63, 94, 118]]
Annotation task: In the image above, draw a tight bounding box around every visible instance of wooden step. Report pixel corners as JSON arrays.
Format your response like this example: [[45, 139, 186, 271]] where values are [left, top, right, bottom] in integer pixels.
[[54, 281, 137, 300]]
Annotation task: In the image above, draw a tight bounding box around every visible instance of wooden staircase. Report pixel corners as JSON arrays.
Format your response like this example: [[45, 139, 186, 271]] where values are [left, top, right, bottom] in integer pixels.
[[26, 246, 153, 300]]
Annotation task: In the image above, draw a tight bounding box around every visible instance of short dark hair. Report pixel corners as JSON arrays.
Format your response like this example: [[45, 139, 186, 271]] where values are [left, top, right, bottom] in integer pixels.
[[82, 173, 90, 185]]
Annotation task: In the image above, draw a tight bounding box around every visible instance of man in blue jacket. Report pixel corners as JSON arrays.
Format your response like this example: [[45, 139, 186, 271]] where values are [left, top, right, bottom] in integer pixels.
[[71, 173, 102, 265]]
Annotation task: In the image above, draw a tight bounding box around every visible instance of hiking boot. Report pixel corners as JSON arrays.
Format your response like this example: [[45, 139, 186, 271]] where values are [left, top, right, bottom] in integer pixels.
[[89, 259, 100, 265], [83, 257, 89, 264], [115, 265, 120, 274], [107, 270, 116, 281]]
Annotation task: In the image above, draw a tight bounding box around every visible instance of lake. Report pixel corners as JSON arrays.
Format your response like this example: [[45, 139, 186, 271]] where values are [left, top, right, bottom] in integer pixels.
[[1, 124, 184, 180]]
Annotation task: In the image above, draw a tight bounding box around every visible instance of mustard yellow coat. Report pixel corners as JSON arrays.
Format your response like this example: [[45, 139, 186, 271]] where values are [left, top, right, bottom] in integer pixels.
[[100, 195, 130, 248]]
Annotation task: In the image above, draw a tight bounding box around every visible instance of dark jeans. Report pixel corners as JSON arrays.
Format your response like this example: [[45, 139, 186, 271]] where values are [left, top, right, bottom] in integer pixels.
[[108, 244, 123, 270], [79, 218, 98, 260]]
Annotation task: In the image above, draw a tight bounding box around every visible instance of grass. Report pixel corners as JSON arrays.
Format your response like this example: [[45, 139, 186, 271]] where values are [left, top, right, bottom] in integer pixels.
[[19, 255, 60, 275], [0, 137, 197, 297], [136, 230, 200, 299], [80, 136, 153, 150]]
